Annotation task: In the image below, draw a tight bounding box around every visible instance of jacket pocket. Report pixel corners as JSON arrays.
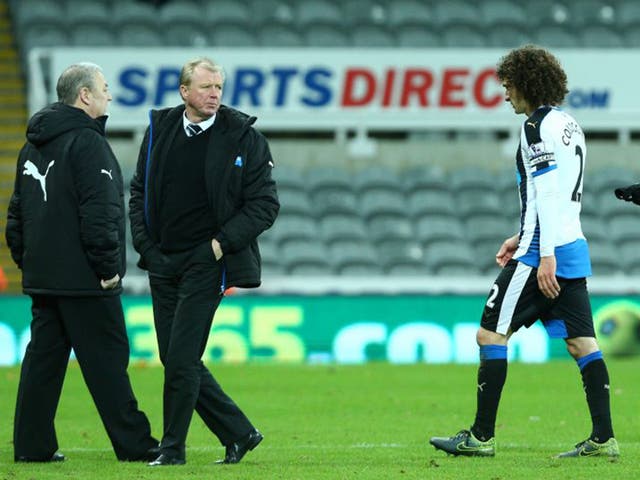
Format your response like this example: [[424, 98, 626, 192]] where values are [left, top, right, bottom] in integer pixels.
[[192, 239, 218, 265]]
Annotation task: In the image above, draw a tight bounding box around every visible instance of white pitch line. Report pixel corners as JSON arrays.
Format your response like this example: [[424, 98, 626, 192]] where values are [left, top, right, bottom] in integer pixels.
[[5, 441, 637, 454], [6, 444, 408, 454]]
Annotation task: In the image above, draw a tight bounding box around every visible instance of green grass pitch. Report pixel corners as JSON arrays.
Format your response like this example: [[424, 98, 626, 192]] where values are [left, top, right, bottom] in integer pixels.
[[1, 359, 638, 479]]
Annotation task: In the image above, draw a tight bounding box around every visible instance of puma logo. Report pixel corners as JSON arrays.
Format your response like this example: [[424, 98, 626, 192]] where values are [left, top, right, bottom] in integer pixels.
[[478, 382, 487, 392], [23, 159, 55, 201], [527, 121, 538, 128], [100, 168, 113, 180]]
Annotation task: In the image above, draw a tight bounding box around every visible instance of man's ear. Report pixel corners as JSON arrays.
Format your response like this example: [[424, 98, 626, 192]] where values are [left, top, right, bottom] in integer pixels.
[[78, 86, 92, 106], [179, 84, 188, 101]]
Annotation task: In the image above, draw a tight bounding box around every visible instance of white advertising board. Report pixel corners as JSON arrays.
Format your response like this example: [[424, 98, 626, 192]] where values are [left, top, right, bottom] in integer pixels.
[[29, 47, 633, 131]]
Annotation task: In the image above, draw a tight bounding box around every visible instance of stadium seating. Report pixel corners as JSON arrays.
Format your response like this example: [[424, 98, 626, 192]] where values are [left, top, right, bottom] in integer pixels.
[[21, 24, 69, 52], [354, 166, 404, 195], [208, 24, 257, 47], [342, 0, 387, 27], [533, 25, 581, 48], [458, 190, 503, 219], [258, 239, 286, 275], [320, 214, 369, 243], [266, 214, 319, 245], [377, 238, 425, 273], [396, 26, 442, 48], [465, 216, 515, 244], [441, 23, 487, 48], [620, 243, 640, 275], [69, 23, 117, 47], [580, 26, 625, 48], [13, 0, 63, 29], [407, 190, 457, 218], [473, 239, 502, 274], [163, 22, 208, 47], [616, 0, 640, 27], [330, 239, 381, 275], [261, 159, 640, 278], [369, 216, 415, 243], [449, 167, 496, 194], [479, 0, 528, 28], [295, 0, 343, 27], [416, 215, 466, 245], [359, 190, 407, 220], [258, 24, 304, 47], [588, 240, 620, 275], [204, 1, 251, 25], [571, 0, 617, 27], [117, 22, 164, 47], [388, 0, 434, 29], [112, 1, 158, 30], [250, 0, 295, 26], [525, 0, 570, 26], [158, 0, 204, 27], [313, 189, 360, 218], [66, 0, 110, 24], [623, 24, 640, 47], [608, 214, 640, 249], [592, 166, 638, 196], [402, 166, 449, 194], [581, 214, 608, 242], [11, 0, 640, 49], [599, 190, 636, 218], [350, 24, 396, 47], [432, 1, 481, 27], [282, 238, 332, 275], [487, 23, 532, 48], [303, 23, 350, 47], [424, 240, 479, 275]]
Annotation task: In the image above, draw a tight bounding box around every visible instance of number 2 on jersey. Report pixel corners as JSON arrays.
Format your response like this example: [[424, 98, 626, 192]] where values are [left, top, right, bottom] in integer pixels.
[[571, 145, 584, 202]]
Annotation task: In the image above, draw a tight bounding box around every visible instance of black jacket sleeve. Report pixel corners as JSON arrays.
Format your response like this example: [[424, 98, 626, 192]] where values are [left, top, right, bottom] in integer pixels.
[[215, 129, 279, 254], [129, 127, 167, 272], [5, 146, 26, 268], [71, 131, 121, 279], [614, 183, 640, 205]]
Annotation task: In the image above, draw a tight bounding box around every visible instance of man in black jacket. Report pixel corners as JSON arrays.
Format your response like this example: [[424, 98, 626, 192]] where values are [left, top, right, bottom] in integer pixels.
[[129, 57, 279, 466], [6, 62, 159, 463]]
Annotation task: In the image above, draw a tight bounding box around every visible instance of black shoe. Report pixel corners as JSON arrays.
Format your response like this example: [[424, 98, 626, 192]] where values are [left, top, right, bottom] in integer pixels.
[[216, 429, 263, 464], [135, 446, 161, 462], [15, 452, 65, 463], [148, 453, 186, 466]]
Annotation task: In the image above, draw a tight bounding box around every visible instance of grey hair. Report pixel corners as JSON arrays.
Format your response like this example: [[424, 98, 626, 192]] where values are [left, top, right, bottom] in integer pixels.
[[56, 62, 103, 105], [180, 57, 225, 86]]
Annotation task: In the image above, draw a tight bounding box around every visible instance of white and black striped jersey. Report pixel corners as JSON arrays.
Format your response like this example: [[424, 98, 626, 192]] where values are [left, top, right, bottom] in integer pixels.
[[513, 106, 592, 279]]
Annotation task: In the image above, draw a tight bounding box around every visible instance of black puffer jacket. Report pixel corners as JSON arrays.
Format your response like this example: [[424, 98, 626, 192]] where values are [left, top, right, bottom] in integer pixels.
[[5, 103, 126, 296], [129, 104, 279, 288]]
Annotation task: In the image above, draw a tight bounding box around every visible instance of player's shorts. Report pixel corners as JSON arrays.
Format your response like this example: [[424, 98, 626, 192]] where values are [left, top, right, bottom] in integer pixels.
[[480, 259, 595, 339]]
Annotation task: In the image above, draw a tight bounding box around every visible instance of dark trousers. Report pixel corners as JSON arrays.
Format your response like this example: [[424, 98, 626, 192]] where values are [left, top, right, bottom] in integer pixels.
[[14, 294, 157, 460], [149, 247, 253, 460]]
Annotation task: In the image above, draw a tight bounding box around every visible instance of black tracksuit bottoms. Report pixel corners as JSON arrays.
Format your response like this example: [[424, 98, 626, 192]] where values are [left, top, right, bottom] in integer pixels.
[[13, 294, 157, 460], [149, 246, 254, 460]]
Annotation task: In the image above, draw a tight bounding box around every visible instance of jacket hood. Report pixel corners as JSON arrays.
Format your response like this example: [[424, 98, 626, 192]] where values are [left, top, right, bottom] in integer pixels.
[[27, 102, 107, 146]]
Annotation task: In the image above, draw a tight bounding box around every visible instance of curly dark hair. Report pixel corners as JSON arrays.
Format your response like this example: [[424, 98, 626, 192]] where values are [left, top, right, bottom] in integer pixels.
[[496, 45, 568, 108]]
